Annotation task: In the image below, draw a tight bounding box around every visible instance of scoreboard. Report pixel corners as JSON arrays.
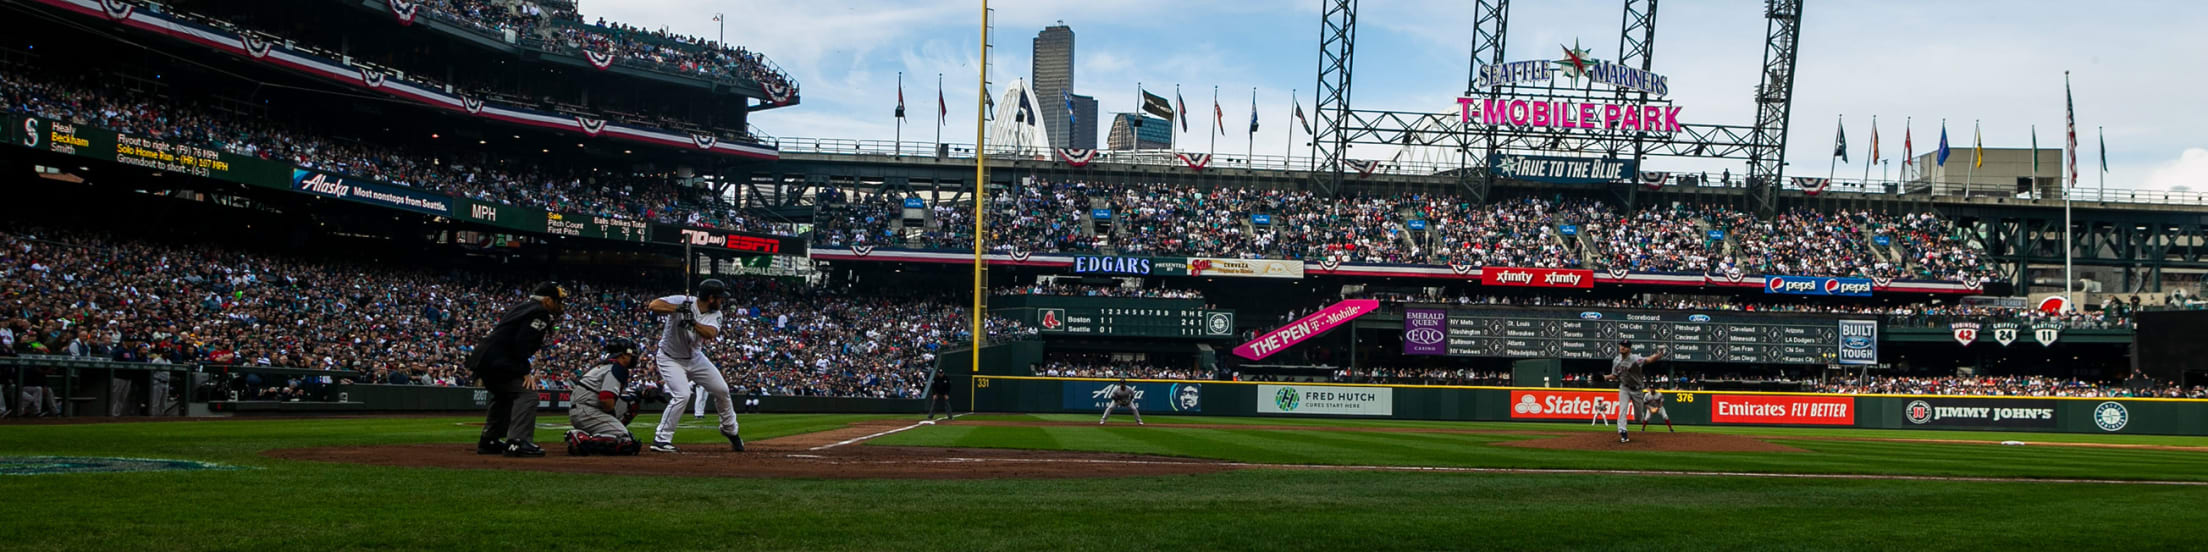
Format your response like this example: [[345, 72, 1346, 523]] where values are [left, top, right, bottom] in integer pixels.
[[1004, 306, 1237, 338], [1410, 307, 1874, 365]]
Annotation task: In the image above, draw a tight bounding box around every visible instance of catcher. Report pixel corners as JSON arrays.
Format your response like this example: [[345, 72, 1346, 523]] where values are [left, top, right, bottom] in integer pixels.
[[564, 337, 645, 456]]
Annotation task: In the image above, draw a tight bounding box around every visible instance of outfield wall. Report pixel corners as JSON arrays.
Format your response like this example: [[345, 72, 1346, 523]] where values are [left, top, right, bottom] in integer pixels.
[[966, 376, 2208, 436]]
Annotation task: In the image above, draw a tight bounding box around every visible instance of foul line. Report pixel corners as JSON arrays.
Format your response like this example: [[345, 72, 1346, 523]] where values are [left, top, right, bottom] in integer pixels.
[[903, 457, 2208, 486], [809, 415, 961, 451]]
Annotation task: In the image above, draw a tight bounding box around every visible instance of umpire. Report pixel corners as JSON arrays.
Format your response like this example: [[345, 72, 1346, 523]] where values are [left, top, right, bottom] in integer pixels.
[[467, 282, 567, 457], [924, 369, 954, 421]]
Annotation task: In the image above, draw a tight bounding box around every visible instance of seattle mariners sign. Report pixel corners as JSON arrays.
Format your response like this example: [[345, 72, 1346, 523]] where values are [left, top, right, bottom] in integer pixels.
[[1257, 385, 1393, 416]]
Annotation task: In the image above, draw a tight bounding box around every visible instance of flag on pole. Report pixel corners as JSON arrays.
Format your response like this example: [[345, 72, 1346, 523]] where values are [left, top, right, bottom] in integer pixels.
[[1248, 96, 1259, 135], [1973, 121, 1983, 169], [1294, 99, 1310, 135], [937, 84, 947, 124], [2065, 73, 2079, 187], [1937, 123, 1950, 167], [1139, 89, 1173, 121], [2099, 128, 2108, 174], [1063, 90, 1077, 128], [895, 79, 906, 119], [1175, 90, 1189, 132], [1870, 118, 1881, 163], [1833, 118, 1848, 162], [1904, 123, 1913, 167], [1213, 96, 1225, 135], [2031, 125, 2040, 175]]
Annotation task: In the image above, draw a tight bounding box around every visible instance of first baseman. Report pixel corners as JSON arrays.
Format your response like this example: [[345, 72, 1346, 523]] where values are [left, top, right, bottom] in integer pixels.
[[1098, 377, 1144, 425], [647, 279, 744, 453]]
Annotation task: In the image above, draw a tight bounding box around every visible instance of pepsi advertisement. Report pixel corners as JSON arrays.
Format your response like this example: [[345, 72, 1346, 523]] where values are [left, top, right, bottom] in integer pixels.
[[1764, 275, 1875, 297], [1060, 381, 1203, 412]]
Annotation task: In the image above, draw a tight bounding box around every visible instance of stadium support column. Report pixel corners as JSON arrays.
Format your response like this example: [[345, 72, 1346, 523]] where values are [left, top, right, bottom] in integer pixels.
[[1616, 0, 1656, 207], [1746, 0, 1803, 218], [1464, 0, 1508, 204], [1310, 0, 1356, 195]]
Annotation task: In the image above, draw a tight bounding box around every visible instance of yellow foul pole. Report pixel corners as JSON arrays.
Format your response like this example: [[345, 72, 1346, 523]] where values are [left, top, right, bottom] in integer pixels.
[[971, 0, 989, 374]]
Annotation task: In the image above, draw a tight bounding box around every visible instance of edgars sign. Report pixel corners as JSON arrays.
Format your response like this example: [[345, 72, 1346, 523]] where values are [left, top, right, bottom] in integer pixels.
[[1072, 256, 1152, 275]]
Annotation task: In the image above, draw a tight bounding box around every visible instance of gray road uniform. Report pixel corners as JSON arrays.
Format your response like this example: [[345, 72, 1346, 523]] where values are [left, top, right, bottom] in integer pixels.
[[1611, 353, 1657, 433], [1098, 382, 1143, 424], [569, 360, 633, 439]]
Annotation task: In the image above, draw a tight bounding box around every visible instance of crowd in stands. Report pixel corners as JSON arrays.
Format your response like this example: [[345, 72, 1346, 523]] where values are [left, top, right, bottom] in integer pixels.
[[0, 228, 1030, 404], [1353, 292, 2140, 329], [0, 72, 784, 235], [994, 283, 1203, 300], [814, 181, 1995, 281], [1817, 375, 2207, 398], [1331, 368, 1511, 386], [1034, 361, 1215, 381], [403, 0, 797, 95]]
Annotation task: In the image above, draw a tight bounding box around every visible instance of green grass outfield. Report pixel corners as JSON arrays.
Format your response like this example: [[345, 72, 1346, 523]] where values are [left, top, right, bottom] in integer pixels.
[[0, 413, 2204, 551]]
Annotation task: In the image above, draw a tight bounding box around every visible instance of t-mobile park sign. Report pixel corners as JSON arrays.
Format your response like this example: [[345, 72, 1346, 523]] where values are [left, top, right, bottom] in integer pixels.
[[1459, 43, 1680, 133]]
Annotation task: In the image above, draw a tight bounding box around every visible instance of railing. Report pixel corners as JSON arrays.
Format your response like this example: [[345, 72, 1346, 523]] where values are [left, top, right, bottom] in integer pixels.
[[776, 136, 2208, 208], [1882, 313, 2131, 330]]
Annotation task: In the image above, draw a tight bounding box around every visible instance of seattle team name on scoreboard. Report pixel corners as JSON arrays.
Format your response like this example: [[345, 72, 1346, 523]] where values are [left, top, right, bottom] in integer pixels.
[[1459, 42, 1683, 133]]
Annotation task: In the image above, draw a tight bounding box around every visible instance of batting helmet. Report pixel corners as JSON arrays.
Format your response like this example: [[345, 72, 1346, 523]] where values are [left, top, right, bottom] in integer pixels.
[[697, 278, 730, 299], [603, 337, 639, 358]]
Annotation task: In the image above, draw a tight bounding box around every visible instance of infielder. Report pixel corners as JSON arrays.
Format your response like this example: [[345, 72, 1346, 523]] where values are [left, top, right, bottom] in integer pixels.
[[564, 337, 643, 456], [1608, 340, 1666, 443], [1097, 377, 1144, 425], [647, 279, 744, 453]]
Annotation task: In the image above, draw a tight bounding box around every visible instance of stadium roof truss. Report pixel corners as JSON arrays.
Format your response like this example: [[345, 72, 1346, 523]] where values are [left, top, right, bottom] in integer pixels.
[[1308, 0, 1803, 216]]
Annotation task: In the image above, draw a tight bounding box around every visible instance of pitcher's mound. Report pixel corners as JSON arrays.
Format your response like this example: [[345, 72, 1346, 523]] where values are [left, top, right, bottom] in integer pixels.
[[1496, 431, 1806, 453]]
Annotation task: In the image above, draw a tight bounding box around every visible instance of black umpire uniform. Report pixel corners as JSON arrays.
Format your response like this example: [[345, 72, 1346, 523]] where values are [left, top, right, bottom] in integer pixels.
[[924, 369, 954, 420], [467, 282, 566, 457]]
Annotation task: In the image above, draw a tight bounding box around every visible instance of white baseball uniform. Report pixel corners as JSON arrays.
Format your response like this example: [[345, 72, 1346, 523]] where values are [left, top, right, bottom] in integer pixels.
[[651, 295, 738, 444]]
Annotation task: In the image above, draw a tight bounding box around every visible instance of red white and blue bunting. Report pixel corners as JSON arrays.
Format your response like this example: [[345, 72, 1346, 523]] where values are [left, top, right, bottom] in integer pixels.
[[1792, 176, 1832, 196], [1057, 148, 1098, 167], [385, 0, 420, 25], [1639, 171, 1670, 190], [1347, 159, 1383, 178], [1176, 153, 1213, 171]]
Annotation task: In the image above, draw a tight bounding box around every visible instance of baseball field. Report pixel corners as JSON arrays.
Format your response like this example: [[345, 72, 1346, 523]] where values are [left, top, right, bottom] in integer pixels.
[[4, 413, 2206, 550]]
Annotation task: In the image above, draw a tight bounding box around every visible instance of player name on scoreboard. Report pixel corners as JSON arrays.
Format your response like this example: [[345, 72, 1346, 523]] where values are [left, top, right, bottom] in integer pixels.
[[1405, 307, 1873, 365]]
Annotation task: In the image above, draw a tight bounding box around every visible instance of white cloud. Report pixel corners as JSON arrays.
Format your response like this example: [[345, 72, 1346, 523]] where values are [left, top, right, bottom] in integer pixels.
[[2142, 148, 2208, 192]]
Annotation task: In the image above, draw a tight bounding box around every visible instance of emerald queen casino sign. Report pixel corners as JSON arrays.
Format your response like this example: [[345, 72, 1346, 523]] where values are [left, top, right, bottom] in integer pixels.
[[1458, 42, 1680, 133]]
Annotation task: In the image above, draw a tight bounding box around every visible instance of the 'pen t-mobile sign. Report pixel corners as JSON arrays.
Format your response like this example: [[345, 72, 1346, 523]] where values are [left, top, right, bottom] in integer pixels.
[[1459, 42, 1681, 133], [1234, 299, 1379, 361]]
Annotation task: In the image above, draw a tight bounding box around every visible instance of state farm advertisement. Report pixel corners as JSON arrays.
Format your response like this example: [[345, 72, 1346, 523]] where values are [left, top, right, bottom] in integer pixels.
[[1509, 390, 1636, 421], [1482, 267, 1593, 289], [1710, 394, 1854, 425]]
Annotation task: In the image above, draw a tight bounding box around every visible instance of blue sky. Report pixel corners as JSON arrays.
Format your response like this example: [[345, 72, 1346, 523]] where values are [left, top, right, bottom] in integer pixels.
[[592, 0, 2208, 190]]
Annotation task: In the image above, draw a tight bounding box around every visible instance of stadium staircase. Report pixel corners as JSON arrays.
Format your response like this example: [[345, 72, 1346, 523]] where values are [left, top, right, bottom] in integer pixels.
[[1863, 227, 1896, 266], [1092, 197, 1118, 255], [1574, 226, 1601, 268], [1694, 218, 1735, 258]]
